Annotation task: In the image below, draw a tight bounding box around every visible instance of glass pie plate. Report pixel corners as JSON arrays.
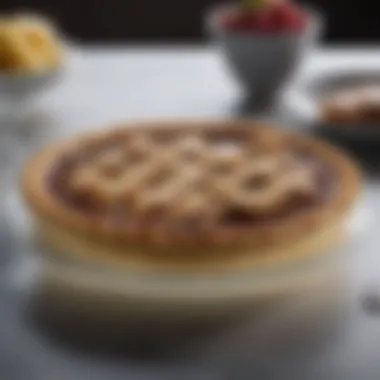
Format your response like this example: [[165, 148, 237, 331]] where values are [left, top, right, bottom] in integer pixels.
[[4, 189, 371, 323]]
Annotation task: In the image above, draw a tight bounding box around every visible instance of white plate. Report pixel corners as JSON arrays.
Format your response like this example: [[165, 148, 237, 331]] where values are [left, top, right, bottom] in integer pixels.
[[284, 68, 380, 141]]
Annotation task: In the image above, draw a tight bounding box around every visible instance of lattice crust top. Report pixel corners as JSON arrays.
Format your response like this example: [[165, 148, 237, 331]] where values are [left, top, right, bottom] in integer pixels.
[[50, 128, 323, 229]]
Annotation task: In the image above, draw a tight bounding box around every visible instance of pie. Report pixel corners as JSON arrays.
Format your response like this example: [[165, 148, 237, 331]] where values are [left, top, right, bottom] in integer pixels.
[[321, 85, 380, 125], [21, 120, 361, 272]]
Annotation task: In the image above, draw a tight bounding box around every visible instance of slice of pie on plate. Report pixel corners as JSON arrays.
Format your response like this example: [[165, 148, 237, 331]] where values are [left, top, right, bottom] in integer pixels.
[[21, 120, 361, 273], [321, 85, 380, 125]]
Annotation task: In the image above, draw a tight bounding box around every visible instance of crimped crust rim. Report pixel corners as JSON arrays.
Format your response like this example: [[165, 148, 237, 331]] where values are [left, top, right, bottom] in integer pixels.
[[21, 119, 362, 251]]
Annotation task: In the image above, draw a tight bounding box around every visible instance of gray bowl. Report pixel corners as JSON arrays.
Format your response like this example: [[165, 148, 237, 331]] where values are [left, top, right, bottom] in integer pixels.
[[207, 6, 322, 104]]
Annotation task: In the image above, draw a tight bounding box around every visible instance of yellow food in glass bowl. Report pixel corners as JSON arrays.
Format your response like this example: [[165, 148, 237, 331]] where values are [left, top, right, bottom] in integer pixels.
[[0, 13, 64, 74]]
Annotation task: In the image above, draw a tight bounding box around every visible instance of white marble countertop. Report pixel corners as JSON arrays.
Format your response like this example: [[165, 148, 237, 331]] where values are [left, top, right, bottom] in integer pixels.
[[2, 46, 380, 139], [1, 46, 380, 380]]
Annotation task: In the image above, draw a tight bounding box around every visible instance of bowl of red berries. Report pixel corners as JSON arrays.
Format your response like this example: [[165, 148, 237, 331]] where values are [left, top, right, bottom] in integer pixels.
[[207, 0, 322, 105]]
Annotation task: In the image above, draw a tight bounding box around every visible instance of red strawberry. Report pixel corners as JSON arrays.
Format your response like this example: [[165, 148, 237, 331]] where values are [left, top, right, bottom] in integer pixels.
[[220, 1, 308, 33], [270, 2, 308, 31], [253, 10, 277, 32], [284, 10, 308, 31], [222, 11, 258, 31]]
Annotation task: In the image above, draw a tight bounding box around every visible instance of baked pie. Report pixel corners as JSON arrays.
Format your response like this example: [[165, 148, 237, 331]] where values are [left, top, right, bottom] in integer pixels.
[[321, 85, 380, 125], [21, 121, 361, 271]]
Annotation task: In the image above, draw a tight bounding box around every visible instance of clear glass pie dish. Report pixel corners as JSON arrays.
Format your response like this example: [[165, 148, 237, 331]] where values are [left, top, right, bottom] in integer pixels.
[[4, 188, 370, 323]]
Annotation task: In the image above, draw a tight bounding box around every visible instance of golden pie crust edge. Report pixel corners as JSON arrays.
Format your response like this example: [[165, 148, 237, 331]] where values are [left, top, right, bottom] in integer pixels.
[[20, 120, 362, 271]]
